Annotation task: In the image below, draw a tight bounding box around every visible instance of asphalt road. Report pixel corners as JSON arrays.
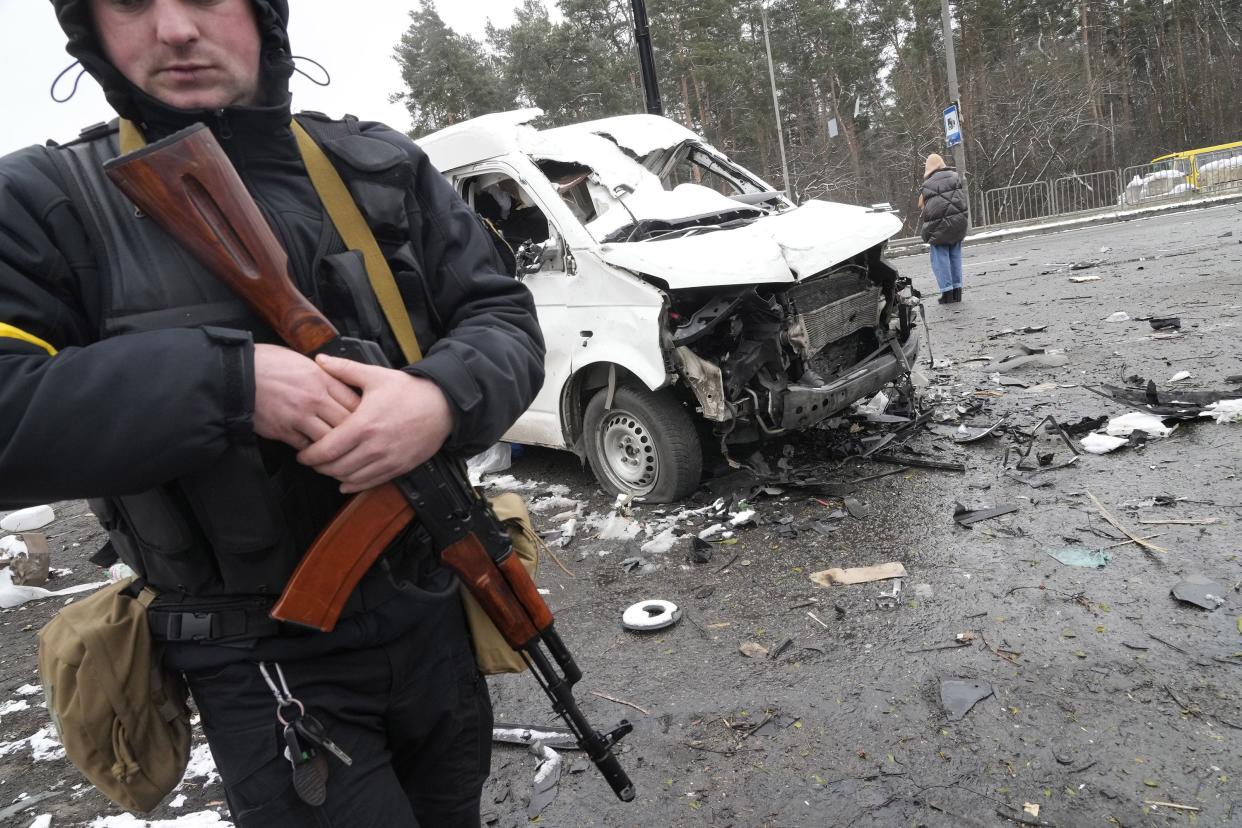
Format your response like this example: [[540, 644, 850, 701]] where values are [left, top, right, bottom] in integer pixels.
[[1, 203, 1239, 827]]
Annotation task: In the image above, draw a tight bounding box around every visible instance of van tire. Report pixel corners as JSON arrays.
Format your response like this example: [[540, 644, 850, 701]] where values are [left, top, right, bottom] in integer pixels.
[[583, 385, 702, 503]]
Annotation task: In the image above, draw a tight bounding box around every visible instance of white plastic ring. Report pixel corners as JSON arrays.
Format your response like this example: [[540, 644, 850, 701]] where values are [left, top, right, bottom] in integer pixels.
[[622, 599, 682, 632]]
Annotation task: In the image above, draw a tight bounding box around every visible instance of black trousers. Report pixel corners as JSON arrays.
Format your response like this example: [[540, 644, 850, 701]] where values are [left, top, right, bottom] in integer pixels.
[[184, 603, 492, 827]]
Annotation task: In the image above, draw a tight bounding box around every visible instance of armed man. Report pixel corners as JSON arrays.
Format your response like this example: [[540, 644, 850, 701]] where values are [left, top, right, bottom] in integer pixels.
[[0, 1, 545, 825]]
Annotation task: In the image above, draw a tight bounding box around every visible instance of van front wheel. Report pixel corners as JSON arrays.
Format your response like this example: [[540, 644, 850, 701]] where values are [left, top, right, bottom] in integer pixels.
[[583, 385, 702, 503]]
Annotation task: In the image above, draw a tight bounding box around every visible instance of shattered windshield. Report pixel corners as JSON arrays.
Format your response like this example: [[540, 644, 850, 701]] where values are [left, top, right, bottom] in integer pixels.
[[660, 144, 766, 198]]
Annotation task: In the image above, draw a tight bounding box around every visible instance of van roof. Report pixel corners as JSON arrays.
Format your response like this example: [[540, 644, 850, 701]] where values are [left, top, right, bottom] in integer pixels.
[[416, 109, 703, 174]]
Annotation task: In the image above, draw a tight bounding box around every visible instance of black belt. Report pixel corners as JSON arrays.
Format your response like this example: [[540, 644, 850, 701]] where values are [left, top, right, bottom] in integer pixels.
[[149, 605, 282, 643]]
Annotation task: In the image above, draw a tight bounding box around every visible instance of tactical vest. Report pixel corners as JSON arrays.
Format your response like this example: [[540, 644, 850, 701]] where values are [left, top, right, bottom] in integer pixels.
[[49, 114, 436, 640]]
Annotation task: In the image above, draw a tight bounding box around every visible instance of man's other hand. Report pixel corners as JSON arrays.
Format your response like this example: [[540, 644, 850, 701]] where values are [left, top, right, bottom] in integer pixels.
[[297, 354, 454, 493], [253, 344, 361, 449]]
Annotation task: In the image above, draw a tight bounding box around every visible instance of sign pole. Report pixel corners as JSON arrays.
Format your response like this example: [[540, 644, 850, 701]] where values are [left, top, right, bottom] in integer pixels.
[[939, 0, 970, 228]]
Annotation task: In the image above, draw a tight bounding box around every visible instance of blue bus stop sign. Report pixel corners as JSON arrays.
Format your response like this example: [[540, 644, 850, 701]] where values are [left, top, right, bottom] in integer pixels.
[[943, 103, 962, 148]]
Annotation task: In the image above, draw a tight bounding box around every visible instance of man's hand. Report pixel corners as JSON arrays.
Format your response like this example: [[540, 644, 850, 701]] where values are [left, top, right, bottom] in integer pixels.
[[253, 344, 361, 449], [296, 354, 454, 493]]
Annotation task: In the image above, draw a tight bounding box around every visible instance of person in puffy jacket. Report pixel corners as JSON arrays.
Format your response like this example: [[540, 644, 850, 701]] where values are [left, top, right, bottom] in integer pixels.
[[0, 1, 545, 825], [918, 153, 969, 303]]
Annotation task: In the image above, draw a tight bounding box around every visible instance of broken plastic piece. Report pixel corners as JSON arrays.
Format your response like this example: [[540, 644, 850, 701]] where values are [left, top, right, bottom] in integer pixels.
[[0, 505, 55, 533], [1048, 547, 1110, 568], [1201, 400, 1242, 424], [875, 579, 903, 609], [1105, 311, 1130, 322], [1149, 317, 1181, 330], [954, 419, 1005, 443], [526, 742, 563, 818], [809, 562, 908, 587], [622, 599, 682, 631], [1104, 412, 1173, 438], [1081, 433, 1128, 454], [492, 724, 580, 750], [940, 679, 993, 721], [1170, 575, 1226, 611], [953, 502, 1019, 526]]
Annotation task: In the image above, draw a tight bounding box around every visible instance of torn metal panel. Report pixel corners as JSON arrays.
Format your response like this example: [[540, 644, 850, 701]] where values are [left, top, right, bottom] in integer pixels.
[[674, 346, 728, 421]]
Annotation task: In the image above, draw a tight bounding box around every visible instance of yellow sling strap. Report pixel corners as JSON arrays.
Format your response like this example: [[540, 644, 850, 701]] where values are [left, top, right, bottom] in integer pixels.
[[290, 120, 422, 363], [118, 118, 423, 364]]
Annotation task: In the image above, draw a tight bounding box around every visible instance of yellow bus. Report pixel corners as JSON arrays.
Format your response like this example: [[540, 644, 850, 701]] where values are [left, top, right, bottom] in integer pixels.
[[1151, 140, 1242, 188]]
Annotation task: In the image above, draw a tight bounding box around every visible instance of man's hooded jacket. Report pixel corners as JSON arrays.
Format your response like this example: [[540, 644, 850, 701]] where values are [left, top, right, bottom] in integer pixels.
[[0, 1, 545, 652]]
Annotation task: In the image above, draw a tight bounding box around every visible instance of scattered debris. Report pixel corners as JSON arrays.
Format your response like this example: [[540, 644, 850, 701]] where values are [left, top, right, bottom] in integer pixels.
[[526, 742, 563, 818], [1143, 801, 1201, 813], [809, 562, 908, 587], [1149, 316, 1181, 330], [953, 502, 1020, 527], [588, 691, 650, 715], [940, 679, 994, 721], [493, 724, 580, 750], [622, 599, 682, 631], [843, 497, 870, 519], [1048, 547, 1110, 568], [871, 453, 967, 473], [0, 505, 55, 533], [1167, 370, 1192, 383], [1171, 575, 1227, 610], [1068, 274, 1102, 283], [0, 568, 107, 610], [954, 419, 1006, 443], [1072, 259, 1103, 270], [1087, 381, 1242, 419], [1104, 412, 1174, 438], [739, 642, 769, 659], [1080, 432, 1128, 454], [8, 534, 50, 587], [875, 579, 903, 609], [1105, 311, 1130, 322], [987, 344, 1069, 373], [1023, 803, 1041, 817], [1087, 490, 1168, 556], [1202, 399, 1242, 423]]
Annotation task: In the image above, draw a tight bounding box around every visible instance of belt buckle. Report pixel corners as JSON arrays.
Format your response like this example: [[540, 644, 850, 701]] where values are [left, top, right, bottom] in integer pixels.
[[177, 611, 217, 641]]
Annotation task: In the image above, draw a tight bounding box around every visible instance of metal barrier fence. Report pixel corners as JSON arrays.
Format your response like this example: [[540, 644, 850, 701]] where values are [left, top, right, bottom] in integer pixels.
[[981, 180, 1053, 226], [1120, 159, 1192, 207], [1051, 170, 1121, 214], [898, 155, 1242, 241], [1194, 146, 1242, 195]]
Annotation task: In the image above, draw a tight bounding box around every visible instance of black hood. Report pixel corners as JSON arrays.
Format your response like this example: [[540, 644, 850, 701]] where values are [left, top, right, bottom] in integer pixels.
[[52, 0, 295, 130]]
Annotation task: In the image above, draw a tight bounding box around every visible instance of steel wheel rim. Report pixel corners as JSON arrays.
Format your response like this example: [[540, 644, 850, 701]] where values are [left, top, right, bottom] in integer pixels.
[[598, 408, 658, 495]]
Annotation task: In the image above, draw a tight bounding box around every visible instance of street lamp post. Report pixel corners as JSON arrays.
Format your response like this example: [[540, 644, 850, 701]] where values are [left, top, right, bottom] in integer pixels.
[[760, 2, 792, 200]]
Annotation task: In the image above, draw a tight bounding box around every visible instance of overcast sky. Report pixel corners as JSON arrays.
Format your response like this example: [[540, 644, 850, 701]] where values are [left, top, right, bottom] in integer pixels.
[[0, 1, 533, 154]]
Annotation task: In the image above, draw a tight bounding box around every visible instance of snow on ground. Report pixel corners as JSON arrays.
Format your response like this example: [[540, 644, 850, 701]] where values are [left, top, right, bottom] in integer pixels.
[[88, 811, 232, 828], [0, 725, 64, 761], [1, 699, 31, 716]]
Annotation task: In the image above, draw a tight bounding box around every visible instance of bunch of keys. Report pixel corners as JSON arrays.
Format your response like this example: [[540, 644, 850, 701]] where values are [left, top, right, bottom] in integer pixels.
[[260, 662, 353, 807]]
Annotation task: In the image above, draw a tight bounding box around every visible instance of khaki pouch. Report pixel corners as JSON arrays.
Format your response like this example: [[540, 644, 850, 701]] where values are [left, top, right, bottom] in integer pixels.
[[37, 577, 191, 813], [463, 493, 542, 674]]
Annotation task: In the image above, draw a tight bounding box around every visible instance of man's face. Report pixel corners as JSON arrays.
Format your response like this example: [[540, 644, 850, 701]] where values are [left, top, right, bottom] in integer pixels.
[[89, 0, 262, 111]]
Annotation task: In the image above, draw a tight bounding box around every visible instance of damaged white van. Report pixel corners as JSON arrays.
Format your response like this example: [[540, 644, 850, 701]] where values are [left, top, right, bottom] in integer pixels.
[[418, 110, 921, 502]]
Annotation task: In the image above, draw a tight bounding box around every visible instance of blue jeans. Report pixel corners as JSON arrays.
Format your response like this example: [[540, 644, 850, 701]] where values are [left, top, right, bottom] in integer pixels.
[[929, 242, 963, 293]]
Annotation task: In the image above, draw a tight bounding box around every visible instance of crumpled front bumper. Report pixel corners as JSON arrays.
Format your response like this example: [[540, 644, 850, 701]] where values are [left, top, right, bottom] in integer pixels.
[[778, 332, 920, 430]]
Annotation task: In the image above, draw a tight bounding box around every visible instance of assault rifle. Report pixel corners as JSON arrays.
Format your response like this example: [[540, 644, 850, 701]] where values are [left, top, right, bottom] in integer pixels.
[[104, 123, 635, 802]]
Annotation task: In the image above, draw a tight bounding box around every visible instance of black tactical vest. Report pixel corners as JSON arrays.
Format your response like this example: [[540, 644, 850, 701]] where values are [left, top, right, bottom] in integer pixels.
[[48, 117, 430, 624]]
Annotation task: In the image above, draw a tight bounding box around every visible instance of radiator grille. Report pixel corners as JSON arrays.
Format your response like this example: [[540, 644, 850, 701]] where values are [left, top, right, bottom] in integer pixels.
[[787, 270, 880, 355]]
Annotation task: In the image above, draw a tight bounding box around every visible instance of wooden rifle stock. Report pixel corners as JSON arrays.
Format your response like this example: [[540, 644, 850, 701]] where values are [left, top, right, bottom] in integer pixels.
[[105, 124, 636, 802]]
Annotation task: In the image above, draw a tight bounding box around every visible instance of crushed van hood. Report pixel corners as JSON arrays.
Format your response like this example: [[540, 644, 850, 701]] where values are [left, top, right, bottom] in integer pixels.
[[597, 200, 902, 289]]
